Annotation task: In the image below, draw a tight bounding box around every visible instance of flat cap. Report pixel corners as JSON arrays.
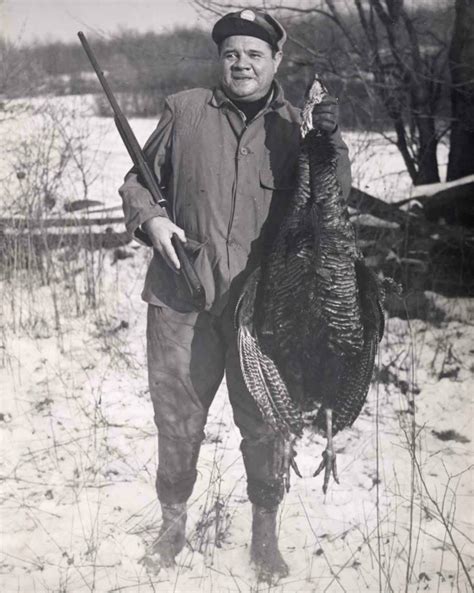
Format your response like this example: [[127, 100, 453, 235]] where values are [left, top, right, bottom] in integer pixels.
[[212, 9, 286, 51]]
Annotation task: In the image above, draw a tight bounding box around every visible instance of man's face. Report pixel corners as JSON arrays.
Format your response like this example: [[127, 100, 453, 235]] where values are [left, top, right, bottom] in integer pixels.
[[219, 36, 282, 102]]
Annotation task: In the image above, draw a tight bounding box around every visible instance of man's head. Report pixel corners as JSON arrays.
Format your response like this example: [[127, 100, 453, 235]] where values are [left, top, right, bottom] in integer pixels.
[[212, 10, 286, 102]]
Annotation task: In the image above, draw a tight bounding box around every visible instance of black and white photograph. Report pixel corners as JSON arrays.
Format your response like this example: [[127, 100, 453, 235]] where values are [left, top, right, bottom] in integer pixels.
[[1, 1, 473, 591]]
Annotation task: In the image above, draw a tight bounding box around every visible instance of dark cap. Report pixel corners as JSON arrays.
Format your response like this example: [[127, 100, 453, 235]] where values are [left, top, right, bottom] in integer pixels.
[[212, 9, 286, 52]]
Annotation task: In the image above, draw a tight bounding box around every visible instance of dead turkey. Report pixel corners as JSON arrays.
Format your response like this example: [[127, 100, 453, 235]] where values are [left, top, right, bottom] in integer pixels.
[[236, 76, 387, 493]]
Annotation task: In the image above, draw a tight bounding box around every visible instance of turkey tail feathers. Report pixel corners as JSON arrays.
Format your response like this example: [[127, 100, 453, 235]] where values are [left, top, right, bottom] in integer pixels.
[[236, 270, 303, 437]]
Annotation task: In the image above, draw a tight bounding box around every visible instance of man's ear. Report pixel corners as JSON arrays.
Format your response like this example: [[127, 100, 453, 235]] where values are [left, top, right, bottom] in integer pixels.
[[273, 51, 283, 73]]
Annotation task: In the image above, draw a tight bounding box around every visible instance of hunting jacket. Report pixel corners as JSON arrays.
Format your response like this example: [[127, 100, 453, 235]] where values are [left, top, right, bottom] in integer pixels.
[[119, 82, 352, 314]]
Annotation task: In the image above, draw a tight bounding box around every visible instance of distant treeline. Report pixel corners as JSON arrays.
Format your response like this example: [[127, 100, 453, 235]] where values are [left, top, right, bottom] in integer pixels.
[[1, 5, 452, 130]]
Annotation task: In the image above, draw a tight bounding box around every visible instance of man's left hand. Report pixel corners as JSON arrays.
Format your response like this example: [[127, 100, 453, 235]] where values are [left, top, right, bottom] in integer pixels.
[[312, 96, 339, 133]]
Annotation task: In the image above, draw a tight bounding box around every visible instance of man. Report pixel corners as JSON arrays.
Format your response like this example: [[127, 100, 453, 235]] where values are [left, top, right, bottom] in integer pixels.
[[119, 9, 351, 581]]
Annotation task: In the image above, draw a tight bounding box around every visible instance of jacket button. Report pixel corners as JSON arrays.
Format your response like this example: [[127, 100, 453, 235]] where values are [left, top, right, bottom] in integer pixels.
[[240, 147, 249, 155]]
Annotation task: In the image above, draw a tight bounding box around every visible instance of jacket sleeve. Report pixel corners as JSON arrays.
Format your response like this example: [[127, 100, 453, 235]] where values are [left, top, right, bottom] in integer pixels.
[[330, 126, 352, 201], [118, 99, 174, 242]]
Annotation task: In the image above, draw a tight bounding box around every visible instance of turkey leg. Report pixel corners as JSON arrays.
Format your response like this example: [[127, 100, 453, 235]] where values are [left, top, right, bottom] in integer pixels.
[[281, 437, 302, 492], [313, 408, 340, 493]]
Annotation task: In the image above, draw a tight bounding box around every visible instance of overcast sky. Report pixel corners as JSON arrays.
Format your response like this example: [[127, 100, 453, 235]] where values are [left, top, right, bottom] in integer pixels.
[[0, 0, 209, 44], [1, 0, 450, 45]]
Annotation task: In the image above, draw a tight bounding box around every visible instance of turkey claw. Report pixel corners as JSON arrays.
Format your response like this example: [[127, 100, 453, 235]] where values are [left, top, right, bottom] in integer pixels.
[[283, 457, 302, 492], [290, 457, 302, 478], [282, 446, 302, 492], [313, 449, 339, 493]]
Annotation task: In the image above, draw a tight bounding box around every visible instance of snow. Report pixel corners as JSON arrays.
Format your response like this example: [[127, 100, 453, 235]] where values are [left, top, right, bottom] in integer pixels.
[[411, 174, 474, 199], [1, 95, 473, 592], [344, 131, 451, 202], [0, 95, 452, 212]]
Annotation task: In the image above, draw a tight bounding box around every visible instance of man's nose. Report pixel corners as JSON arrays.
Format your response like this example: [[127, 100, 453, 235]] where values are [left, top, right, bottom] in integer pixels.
[[232, 55, 251, 69]]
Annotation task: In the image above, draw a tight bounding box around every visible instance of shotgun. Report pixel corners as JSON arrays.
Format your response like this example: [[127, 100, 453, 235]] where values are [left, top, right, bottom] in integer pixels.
[[77, 31, 206, 311]]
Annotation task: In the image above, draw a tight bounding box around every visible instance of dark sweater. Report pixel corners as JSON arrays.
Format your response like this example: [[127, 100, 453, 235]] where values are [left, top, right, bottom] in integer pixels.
[[231, 88, 273, 122]]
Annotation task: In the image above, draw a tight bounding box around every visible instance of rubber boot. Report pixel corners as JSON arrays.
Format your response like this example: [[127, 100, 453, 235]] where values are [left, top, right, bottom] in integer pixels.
[[250, 504, 289, 583], [152, 502, 187, 567]]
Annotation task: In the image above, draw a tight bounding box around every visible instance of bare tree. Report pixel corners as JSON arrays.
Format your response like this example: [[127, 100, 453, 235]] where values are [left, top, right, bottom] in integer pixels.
[[0, 37, 44, 124], [193, 0, 453, 186], [447, 0, 474, 181]]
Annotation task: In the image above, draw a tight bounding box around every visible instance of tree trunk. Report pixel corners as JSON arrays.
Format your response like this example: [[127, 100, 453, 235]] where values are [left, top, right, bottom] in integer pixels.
[[447, 0, 474, 181], [414, 116, 440, 185]]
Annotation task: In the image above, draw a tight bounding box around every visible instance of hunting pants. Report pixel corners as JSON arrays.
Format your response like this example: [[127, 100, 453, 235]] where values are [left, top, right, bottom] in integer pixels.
[[147, 304, 285, 510]]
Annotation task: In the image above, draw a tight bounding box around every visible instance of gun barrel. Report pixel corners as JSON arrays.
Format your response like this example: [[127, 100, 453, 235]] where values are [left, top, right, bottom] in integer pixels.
[[77, 31, 166, 209], [77, 31, 205, 310], [77, 32, 122, 123]]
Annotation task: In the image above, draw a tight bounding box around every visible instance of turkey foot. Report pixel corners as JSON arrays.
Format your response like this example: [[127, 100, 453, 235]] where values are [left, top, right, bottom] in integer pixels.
[[313, 408, 340, 493], [282, 437, 302, 492]]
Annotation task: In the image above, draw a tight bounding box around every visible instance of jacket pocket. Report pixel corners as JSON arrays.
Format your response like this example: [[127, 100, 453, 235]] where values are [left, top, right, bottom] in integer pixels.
[[149, 236, 215, 313], [182, 236, 207, 254]]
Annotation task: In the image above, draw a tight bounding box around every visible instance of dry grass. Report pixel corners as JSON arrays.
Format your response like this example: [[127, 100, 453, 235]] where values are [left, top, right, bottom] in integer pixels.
[[3, 248, 472, 592]]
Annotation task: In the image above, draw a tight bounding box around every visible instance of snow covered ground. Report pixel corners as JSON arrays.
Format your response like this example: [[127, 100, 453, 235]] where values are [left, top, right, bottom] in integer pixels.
[[0, 96, 472, 592], [0, 94, 450, 214]]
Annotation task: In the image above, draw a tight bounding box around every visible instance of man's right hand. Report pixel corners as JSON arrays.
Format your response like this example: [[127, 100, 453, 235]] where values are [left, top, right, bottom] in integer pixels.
[[142, 217, 186, 271]]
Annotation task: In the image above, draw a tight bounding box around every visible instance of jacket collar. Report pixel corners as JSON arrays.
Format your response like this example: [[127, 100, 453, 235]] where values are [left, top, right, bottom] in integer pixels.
[[210, 80, 286, 110]]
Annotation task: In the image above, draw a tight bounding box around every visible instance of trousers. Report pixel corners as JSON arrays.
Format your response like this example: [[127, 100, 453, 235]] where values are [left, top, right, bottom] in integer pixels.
[[146, 303, 286, 509]]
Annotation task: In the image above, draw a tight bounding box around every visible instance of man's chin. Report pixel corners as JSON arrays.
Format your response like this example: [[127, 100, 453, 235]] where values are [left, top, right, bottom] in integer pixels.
[[227, 81, 256, 95], [229, 89, 262, 102]]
